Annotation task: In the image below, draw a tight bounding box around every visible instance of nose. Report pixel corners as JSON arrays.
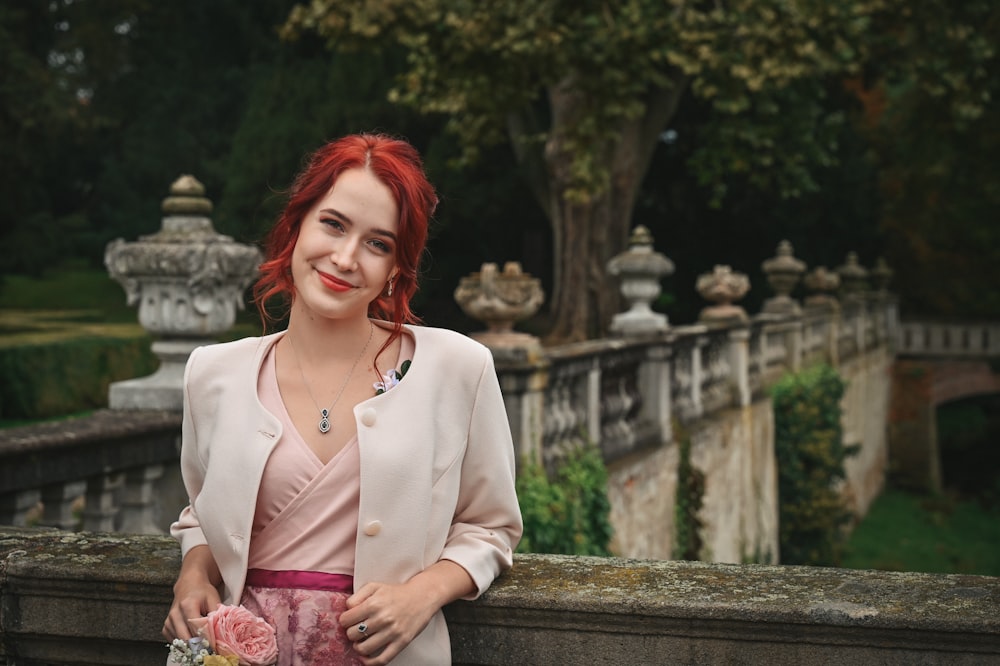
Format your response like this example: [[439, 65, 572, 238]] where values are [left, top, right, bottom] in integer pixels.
[[331, 237, 359, 271]]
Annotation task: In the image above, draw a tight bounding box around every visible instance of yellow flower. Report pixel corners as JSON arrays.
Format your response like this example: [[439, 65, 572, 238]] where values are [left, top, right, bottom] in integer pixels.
[[203, 655, 239, 666]]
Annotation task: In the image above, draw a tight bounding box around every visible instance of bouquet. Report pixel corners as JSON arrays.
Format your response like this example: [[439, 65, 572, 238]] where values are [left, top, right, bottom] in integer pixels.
[[168, 604, 278, 666]]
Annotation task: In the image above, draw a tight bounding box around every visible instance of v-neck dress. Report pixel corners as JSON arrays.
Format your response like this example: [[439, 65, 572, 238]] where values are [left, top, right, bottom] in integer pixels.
[[239, 332, 414, 666]]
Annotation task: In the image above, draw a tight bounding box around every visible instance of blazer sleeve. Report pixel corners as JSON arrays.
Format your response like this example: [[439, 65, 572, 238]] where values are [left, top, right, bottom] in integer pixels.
[[169, 345, 209, 556], [439, 348, 523, 599]]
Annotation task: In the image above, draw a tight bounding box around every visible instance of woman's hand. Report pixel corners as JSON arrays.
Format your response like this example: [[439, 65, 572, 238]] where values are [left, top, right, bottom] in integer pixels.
[[340, 561, 475, 665], [162, 545, 223, 641]]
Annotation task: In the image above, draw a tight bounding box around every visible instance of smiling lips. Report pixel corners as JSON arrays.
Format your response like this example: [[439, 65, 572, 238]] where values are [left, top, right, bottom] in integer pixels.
[[317, 270, 357, 292]]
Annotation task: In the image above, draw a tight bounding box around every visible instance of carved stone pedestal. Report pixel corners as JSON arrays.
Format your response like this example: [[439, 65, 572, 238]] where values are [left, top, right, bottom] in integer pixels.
[[104, 175, 262, 410]]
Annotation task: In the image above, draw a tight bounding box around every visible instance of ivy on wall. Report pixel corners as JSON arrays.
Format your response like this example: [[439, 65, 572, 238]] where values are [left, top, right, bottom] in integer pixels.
[[516, 445, 613, 556], [673, 432, 705, 560], [772, 364, 858, 566]]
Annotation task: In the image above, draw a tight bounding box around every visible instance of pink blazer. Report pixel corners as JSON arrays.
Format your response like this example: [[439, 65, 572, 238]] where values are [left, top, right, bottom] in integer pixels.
[[170, 324, 522, 664]]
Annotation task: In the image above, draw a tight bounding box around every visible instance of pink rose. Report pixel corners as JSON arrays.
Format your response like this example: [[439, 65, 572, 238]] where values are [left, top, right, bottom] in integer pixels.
[[188, 604, 278, 666]]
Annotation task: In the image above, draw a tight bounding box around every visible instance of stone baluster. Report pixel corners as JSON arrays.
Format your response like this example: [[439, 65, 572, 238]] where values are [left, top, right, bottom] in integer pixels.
[[0, 489, 40, 527], [39, 481, 86, 531], [104, 175, 263, 410], [82, 472, 124, 532], [607, 225, 674, 336], [496, 362, 548, 466], [586, 360, 602, 448], [691, 333, 707, 419], [728, 329, 751, 407], [638, 343, 672, 445], [117, 464, 165, 534]]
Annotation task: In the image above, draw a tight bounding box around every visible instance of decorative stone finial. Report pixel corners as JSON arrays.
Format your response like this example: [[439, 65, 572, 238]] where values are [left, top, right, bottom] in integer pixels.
[[761, 240, 806, 316], [803, 266, 841, 311], [104, 175, 263, 410], [161, 174, 213, 216], [696, 265, 750, 326], [454, 262, 545, 361], [870, 257, 893, 295], [836, 251, 869, 297], [606, 225, 674, 336]]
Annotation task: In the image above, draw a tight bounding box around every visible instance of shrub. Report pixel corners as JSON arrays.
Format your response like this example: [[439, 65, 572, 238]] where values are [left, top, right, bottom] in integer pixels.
[[772, 364, 857, 565], [0, 334, 156, 420], [516, 445, 613, 556]]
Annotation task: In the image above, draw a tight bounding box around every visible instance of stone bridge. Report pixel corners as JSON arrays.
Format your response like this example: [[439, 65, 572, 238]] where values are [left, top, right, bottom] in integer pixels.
[[890, 321, 1000, 492]]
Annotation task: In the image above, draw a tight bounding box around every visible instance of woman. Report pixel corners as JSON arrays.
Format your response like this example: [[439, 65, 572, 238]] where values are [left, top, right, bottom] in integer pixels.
[[163, 133, 523, 665]]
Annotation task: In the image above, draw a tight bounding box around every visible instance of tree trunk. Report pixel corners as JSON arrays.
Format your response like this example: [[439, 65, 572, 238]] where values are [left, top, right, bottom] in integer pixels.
[[539, 74, 689, 342]]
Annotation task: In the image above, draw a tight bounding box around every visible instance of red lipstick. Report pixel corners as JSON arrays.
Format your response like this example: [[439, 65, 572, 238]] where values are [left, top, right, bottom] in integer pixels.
[[317, 271, 355, 292]]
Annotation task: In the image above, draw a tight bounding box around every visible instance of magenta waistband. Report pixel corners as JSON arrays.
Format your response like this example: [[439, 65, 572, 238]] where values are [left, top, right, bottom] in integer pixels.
[[245, 568, 354, 594]]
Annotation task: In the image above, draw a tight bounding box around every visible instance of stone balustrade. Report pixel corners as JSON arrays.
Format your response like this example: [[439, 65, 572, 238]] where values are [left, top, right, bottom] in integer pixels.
[[501, 294, 897, 468], [0, 410, 182, 532], [0, 294, 899, 555], [1, 527, 997, 665], [898, 320, 1000, 357]]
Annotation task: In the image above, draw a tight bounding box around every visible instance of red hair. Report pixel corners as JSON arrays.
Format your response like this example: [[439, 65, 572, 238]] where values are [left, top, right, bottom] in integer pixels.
[[253, 133, 436, 356]]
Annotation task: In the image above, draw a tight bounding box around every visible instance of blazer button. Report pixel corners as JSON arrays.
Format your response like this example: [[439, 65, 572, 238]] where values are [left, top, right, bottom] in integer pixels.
[[360, 408, 377, 427], [363, 520, 382, 536]]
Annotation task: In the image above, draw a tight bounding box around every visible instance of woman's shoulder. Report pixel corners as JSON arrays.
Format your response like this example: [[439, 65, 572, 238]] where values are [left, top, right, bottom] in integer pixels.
[[188, 332, 281, 370], [407, 325, 490, 360]]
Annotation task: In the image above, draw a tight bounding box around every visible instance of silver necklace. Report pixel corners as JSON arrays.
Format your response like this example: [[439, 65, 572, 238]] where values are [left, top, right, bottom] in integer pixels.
[[288, 320, 374, 434]]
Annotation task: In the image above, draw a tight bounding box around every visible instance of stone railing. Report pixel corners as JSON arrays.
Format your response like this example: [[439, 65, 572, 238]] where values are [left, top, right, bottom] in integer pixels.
[[0, 410, 182, 532], [0, 294, 898, 554], [500, 294, 898, 468], [1, 527, 997, 665], [898, 320, 1000, 358]]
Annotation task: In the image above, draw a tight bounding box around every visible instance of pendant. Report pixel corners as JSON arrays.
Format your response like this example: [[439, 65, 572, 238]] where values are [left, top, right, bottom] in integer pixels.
[[318, 408, 331, 434]]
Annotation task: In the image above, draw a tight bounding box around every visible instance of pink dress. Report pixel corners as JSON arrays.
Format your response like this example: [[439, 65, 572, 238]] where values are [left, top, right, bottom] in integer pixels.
[[240, 335, 413, 666]]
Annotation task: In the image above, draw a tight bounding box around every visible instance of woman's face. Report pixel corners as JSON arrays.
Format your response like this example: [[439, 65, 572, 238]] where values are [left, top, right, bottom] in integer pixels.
[[290, 167, 399, 323]]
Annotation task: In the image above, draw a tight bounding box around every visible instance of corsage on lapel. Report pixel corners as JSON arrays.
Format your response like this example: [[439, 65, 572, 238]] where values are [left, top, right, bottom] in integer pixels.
[[374, 360, 411, 395]]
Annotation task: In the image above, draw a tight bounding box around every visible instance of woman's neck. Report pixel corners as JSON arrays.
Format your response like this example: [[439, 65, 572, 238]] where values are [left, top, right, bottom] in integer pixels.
[[285, 308, 374, 362]]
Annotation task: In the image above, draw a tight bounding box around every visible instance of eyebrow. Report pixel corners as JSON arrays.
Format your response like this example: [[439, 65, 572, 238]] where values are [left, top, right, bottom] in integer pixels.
[[319, 208, 397, 241]]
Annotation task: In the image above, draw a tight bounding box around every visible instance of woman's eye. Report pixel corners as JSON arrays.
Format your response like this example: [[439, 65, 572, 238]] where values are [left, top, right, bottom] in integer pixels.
[[320, 218, 344, 232], [369, 239, 391, 253]]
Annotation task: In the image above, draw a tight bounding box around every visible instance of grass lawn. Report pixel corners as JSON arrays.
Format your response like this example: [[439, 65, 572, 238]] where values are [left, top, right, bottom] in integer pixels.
[[841, 487, 1000, 577]]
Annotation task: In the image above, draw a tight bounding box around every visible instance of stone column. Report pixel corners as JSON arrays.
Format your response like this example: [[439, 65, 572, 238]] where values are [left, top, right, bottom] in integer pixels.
[[104, 175, 262, 410], [454, 262, 547, 462], [607, 225, 674, 336]]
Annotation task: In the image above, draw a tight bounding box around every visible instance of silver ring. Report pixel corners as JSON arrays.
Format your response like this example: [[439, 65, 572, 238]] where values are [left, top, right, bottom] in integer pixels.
[[358, 622, 369, 637]]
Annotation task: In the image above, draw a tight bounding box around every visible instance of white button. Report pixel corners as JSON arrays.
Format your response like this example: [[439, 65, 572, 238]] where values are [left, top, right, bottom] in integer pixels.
[[360, 408, 377, 427], [363, 520, 382, 536]]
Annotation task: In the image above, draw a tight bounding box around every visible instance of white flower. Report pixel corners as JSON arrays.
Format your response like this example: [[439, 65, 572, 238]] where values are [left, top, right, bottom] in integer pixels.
[[374, 369, 402, 394]]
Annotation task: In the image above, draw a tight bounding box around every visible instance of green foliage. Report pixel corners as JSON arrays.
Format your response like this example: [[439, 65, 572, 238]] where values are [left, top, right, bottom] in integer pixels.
[[516, 446, 613, 556], [285, 0, 890, 205], [771, 364, 856, 565], [673, 433, 705, 560], [0, 333, 156, 420]]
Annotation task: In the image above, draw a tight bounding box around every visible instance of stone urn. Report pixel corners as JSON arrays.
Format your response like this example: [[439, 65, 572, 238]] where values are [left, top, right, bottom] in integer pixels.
[[696, 265, 750, 325], [870, 256, 893, 295], [836, 251, 869, 298], [803, 266, 841, 310], [104, 175, 263, 410], [607, 225, 674, 336], [454, 262, 545, 359], [761, 240, 806, 316]]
